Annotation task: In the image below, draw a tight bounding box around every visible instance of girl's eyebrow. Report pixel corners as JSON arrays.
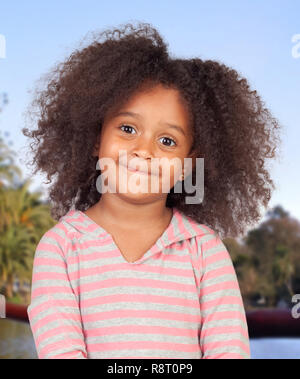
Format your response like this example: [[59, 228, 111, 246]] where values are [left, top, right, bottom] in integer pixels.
[[113, 111, 186, 136]]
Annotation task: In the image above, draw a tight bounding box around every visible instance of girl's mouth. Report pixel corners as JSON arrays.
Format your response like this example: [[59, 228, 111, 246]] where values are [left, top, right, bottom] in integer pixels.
[[120, 164, 150, 175]]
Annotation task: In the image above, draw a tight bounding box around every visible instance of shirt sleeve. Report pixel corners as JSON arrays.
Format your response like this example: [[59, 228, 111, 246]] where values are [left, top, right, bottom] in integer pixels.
[[197, 232, 251, 359], [27, 227, 88, 359]]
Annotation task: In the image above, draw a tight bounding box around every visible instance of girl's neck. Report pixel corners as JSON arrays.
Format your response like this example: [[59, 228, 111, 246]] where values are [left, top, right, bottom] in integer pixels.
[[86, 193, 172, 231]]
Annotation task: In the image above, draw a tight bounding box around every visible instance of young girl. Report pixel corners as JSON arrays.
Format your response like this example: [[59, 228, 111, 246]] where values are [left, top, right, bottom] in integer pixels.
[[23, 22, 281, 359]]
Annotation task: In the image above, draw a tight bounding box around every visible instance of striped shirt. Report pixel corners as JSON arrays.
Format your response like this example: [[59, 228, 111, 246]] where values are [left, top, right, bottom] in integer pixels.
[[27, 207, 251, 359]]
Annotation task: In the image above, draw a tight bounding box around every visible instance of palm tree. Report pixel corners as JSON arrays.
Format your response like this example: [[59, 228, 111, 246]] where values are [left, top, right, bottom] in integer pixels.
[[0, 94, 21, 188], [0, 222, 35, 298], [0, 179, 56, 300], [0, 135, 22, 188], [0, 102, 55, 302]]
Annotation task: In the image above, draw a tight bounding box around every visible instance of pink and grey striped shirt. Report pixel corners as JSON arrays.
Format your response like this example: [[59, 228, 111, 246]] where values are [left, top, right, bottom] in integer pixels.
[[27, 207, 251, 359]]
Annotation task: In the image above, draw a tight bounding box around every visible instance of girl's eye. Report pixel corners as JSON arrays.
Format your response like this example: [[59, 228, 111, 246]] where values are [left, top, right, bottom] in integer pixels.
[[119, 124, 137, 134], [119, 124, 177, 147], [159, 137, 177, 147]]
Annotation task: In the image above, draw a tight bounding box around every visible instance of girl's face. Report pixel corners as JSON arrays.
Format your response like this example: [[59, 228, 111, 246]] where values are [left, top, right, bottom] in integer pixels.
[[94, 84, 195, 203]]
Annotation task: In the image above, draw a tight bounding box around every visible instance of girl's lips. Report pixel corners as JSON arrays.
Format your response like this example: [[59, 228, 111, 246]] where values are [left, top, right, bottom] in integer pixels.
[[127, 167, 149, 175], [120, 164, 150, 175]]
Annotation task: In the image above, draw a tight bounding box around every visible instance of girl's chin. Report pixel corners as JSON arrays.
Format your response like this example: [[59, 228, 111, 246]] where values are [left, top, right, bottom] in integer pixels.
[[112, 187, 163, 201]]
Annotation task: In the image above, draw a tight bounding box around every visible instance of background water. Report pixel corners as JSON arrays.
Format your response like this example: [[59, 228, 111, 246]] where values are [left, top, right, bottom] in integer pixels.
[[250, 337, 300, 359], [0, 319, 37, 359], [0, 319, 299, 359]]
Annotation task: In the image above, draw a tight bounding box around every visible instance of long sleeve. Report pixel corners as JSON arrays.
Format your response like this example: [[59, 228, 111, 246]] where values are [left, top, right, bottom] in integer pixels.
[[27, 228, 88, 359], [198, 232, 251, 359]]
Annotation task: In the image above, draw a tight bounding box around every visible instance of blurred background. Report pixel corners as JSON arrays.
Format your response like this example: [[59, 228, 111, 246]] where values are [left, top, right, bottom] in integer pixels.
[[0, 0, 300, 359]]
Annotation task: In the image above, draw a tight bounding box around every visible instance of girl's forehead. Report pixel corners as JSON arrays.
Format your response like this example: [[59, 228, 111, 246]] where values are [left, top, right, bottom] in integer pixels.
[[108, 86, 190, 123]]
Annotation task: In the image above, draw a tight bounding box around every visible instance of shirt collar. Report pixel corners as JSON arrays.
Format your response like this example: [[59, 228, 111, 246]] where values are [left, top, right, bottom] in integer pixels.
[[61, 206, 209, 251]]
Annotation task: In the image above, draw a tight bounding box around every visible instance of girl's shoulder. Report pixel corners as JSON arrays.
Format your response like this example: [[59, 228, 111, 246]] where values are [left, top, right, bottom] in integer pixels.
[[44, 208, 99, 241], [173, 207, 220, 240], [35, 209, 87, 260], [173, 208, 231, 259]]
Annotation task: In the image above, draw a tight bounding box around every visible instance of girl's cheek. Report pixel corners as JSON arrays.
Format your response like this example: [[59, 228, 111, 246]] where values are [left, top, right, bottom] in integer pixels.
[[160, 159, 183, 187], [108, 136, 130, 151], [99, 136, 122, 156]]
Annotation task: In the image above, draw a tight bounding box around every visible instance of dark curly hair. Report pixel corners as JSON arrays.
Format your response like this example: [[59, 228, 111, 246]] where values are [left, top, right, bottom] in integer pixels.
[[22, 21, 282, 239]]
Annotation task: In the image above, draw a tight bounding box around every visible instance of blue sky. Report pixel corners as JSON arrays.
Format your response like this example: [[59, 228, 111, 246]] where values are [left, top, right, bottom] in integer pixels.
[[0, 0, 299, 229]]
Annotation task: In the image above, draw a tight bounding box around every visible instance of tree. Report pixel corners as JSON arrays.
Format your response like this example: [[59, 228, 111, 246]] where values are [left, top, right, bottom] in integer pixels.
[[243, 205, 300, 307], [0, 135, 22, 188], [0, 100, 56, 301], [0, 178, 56, 300], [223, 237, 260, 309]]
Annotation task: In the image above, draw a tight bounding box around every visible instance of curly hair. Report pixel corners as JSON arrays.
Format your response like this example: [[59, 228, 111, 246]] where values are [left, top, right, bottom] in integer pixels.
[[22, 21, 282, 239]]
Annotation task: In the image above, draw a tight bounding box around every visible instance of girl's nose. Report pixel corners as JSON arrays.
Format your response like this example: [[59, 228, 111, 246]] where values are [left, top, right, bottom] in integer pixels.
[[132, 136, 154, 160]]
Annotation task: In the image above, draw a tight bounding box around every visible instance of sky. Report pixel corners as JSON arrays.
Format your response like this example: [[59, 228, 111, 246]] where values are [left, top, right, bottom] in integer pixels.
[[0, 0, 299, 230]]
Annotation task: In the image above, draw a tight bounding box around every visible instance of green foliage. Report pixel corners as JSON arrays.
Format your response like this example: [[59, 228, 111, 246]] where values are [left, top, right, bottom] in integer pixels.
[[225, 205, 300, 309], [0, 131, 56, 303]]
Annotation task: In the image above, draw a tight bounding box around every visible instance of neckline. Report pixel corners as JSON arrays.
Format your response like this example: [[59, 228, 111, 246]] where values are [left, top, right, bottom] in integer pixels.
[[76, 207, 178, 265]]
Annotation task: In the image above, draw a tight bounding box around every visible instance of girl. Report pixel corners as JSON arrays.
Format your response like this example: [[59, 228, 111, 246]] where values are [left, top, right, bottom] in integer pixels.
[[23, 22, 281, 359]]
